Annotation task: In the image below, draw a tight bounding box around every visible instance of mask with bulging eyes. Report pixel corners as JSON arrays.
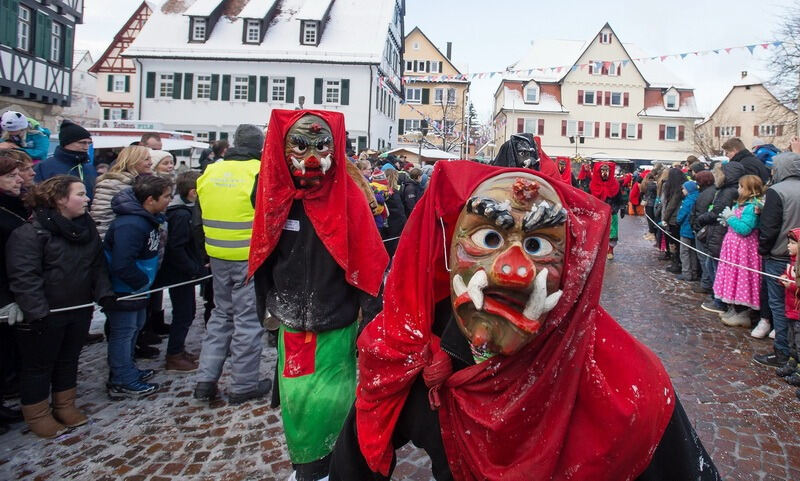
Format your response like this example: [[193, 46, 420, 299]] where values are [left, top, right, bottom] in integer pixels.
[[284, 115, 334, 189], [449, 173, 567, 358], [558, 159, 567, 174], [599, 164, 610, 181]]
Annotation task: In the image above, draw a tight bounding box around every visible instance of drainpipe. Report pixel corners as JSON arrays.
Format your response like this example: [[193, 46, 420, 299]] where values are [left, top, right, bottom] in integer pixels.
[[135, 58, 144, 120], [367, 65, 374, 149]]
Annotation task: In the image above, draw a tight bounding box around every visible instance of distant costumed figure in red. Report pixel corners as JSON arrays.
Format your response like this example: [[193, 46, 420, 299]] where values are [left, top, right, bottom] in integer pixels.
[[589, 161, 624, 259], [329, 161, 719, 481]]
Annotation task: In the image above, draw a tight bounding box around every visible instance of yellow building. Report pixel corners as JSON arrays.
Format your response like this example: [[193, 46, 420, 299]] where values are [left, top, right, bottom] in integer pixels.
[[398, 27, 469, 158]]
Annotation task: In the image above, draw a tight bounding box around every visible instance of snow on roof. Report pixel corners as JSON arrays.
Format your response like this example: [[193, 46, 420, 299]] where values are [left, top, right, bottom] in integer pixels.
[[183, 0, 222, 16], [732, 73, 766, 87], [126, 0, 395, 63], [238, 0, 278, 18], [297, 0, 333, 20], [73, 50, 90, 67], [501, 87, 567, 113], [389, 146, 459, 159], [639, 94, 702, 119]]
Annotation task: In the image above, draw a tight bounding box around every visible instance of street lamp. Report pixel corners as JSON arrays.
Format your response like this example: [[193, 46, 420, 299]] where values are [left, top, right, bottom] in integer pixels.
[[406, 127, 429, 165], [569, 135, 585, 157]]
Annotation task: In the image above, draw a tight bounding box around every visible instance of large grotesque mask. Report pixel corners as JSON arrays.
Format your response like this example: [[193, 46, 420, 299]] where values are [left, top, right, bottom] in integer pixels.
[[284, 115, 334, 188], [557, 158, 568, 175], [599, 164, 611, 181], [449, 172, 567, 358], [510, 134, 539, 169]]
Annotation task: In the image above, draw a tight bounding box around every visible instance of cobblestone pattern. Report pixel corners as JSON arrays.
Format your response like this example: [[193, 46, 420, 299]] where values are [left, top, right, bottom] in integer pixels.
[[1, 216, 798, 480]]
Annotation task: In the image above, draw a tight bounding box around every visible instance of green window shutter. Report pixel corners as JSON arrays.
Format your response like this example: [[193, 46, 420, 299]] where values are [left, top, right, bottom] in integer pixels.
[[124, 75, 130, 92], [172, 73, 182, 99], [221, 75, 231, 101], [286, 77, 295, 103], [210, 74, 219, 100], [2, 1, 19, 47], [121, 109, 128, 120], [398, 119, 404, 135], [209, 131, 216, 142], [107, 75, 114, 92], [103, 109, 109, 120], [183, 73, 193, 99], [421, 88, 430, 105], [63, 25, 73, 67], [314, 78, 323, 104], [340, 79, 349, 105], [220, 132, 228, 140], [145, 72, 156, 98], [259, 76, 268, 102], [247, 75, 257, 102], [34, 11, 46, 57], [43, 16, 52, 59]]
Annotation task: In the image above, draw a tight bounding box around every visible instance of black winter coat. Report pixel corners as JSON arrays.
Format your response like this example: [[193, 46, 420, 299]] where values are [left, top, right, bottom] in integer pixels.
[[0, 194, 28, 306], [383, 190, 407, 257], [695, 163, 746, 257], [691, 185, 717, 233], [6, 210, 113, 322], [154, 201, 209, 287], [730, 149, 770, 184], [402, 180, 424, 215]]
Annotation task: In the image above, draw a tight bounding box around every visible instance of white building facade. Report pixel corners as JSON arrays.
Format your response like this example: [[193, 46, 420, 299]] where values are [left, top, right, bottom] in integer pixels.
[[124, 0, 404, 151], [60, 50, 100, 127]]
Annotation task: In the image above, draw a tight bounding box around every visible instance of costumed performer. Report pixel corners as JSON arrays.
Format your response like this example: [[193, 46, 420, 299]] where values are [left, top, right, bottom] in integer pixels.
[[589, 161, 625, 259], [249, 109, 388, 481], [329, 161, 719, 481]]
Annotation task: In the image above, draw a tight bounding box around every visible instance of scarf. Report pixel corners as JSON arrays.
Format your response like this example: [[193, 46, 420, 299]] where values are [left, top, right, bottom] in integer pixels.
[[589, 161, 620, 200], [355, 161, 674, 481], [248, 109, 388, 296], [35, 208, 93, 244]]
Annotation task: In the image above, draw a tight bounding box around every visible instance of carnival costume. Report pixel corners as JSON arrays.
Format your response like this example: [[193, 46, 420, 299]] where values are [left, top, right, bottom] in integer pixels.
[[330, 161, 718, 481], [249, 109, 388, 481], [589, 161, 624, 259]]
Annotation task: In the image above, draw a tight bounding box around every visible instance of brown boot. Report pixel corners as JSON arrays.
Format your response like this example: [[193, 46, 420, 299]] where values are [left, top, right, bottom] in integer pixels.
[[165, 353, 198, 373], [52, 388, 88, 428], [20, 400, 67, 439]]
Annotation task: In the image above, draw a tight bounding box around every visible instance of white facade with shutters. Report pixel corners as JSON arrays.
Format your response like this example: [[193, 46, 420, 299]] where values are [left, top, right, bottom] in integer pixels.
[[124, 0, 404, 150]]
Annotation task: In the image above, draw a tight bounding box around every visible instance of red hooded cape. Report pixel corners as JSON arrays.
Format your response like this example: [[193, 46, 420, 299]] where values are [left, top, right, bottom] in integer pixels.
[[555, 156, 573, 184], [589, 161, 620, 200], [248, 109, 388, 296], [577, 163, 592, 181], [532, 135, 560, 179], [355, 161, 674, 481]]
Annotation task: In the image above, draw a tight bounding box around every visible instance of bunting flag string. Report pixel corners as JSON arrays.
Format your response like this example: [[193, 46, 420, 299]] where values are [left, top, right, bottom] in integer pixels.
[[399, 40, 784, 84]]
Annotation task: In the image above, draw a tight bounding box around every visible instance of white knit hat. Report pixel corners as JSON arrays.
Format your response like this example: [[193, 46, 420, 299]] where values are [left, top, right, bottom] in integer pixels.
[[149, 150, 173, 169], [1, 111, 29, 132]]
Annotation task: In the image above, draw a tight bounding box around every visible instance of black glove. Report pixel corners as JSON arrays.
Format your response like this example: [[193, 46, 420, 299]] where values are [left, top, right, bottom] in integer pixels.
[[16, 318, 45, 333], [98, 295, 117, 311], [619, 207, 626, 219]]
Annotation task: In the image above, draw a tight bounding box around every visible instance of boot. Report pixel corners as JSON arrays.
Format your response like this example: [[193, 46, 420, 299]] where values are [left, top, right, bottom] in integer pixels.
[[52, 388, 88, 428], [21, 400, 67, 439], [149, 310, 171, 337]]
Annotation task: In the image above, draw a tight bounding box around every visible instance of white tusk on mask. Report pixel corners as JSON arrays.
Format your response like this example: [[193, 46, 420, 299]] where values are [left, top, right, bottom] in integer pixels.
[[291, 156, 306, 175], [522, 268, 562, 321], [453, 274, 467, 297], [320, 154, 332, 174], [466, 269, 488, 311]]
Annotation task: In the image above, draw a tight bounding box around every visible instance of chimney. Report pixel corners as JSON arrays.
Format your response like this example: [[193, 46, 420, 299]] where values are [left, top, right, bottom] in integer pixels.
[[741, 71, 748, 79], [446, 42, 452, 60]]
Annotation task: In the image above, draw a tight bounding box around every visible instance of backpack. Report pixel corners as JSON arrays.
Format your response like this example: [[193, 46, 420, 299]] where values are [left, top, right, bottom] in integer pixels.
[[754, 144, 780, 168]]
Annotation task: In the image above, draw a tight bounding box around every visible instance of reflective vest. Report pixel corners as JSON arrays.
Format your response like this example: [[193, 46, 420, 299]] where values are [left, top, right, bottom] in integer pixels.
[[197, 159, 260, 261]]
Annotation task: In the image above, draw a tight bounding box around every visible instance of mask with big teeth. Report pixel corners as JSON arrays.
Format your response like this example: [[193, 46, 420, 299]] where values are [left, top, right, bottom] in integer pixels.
[[449, 172, 567, 357], [558, 159, 567, 174], [599, 164, 610, 181], [284, 115, 334, 189]]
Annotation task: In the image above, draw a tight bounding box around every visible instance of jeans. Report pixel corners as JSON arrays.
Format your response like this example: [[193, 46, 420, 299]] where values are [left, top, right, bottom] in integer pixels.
[[695, 238, 714, 289], [166, 284, 196, 356], [107, 308, 147, 385], [15, 312, 91, 405], [764, 258, 790, 355], [679, 237, 698, 278]]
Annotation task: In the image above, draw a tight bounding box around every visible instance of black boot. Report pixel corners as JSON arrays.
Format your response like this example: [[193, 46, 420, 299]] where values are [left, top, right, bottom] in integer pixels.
[[149, 310, 171, 337], [0, 402, 22, 424]]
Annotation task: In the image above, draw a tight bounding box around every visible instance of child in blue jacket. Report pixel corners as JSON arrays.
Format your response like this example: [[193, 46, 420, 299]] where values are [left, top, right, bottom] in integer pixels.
[[104, 175, 172, 399], [676, 180, 699, 281]]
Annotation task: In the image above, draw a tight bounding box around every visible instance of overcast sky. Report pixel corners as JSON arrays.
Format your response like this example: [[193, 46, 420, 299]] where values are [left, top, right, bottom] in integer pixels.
[[76, 0, 797, 122]]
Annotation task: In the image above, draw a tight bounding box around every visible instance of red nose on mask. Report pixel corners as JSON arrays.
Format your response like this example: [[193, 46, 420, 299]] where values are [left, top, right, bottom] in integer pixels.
[[304, 156, 320, 169], [491, 245, 535, 288]]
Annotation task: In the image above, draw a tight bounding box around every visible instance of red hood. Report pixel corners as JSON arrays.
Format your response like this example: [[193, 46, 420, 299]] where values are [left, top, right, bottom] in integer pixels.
[[356, 161, 674, 481], [589, 161, 620, 200], [248, 109, 388, 296]]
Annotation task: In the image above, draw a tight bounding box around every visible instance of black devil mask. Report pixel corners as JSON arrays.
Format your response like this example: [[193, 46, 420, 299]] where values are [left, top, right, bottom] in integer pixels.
[[284, 115, 334, 189]]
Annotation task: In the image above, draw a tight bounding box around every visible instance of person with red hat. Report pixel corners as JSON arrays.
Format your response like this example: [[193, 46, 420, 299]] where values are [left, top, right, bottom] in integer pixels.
[[329, 161, 718, 481], [249, 109, 388, 481], [589, 161, 625, 259]]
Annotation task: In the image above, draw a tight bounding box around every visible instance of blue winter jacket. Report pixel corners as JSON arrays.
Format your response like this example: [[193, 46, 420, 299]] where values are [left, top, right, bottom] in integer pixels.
[[34, 147, 97, 199], [103, 188, 165, 300], [21, 127, 50, 161], [727, 200, 760, 237], [676, 181, 699, 239]]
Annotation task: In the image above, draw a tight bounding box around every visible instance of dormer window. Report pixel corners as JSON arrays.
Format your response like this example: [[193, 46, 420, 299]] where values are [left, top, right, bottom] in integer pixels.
[[191, 18, 207, 42], [524, 83, 539, 104], [600, 32, 612, 44], [245, 19, 261, 44], [302, 21, 318, 45], [664, 91, 678, 110]]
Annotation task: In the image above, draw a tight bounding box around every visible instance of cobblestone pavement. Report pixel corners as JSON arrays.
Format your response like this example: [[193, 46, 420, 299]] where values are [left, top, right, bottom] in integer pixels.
[[1, 215, 799, 480]]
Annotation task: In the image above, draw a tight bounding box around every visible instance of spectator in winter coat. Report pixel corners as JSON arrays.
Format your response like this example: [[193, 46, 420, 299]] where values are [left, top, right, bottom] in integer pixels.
[[755, 144, 800, 367], [91, 146, 153, 239], [691, 171, 717, 294], [675, 181, 699, 281], [140, 133, 162, 151], [722, 137, 771, 184], [660, 168, 686, 273], [104, 176, 172, 400], [402, 168, 424, 216], [383, 169, 407, 258], [641, 164, 664, 240], [34, 120, 97, 199], [0, 111, 50, 161], [153, 171, 208, 373], [7, 175, 114, 438], [0, 149, 35, 190]]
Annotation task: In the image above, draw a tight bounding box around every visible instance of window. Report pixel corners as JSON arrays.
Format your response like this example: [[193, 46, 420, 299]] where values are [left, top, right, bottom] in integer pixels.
[[610, 92, 622, 106], [113, 75, 126, 92], [447, 88, 456, 104], [192, 18, 207, 41], [626, 123, 637, 139], [430, 61, 442, 73], [233, 76, 249, 100], [405, 61, 413, 71], [665, 125, 677, 141], [158, 73, 174, 98], [525, 86, 539, 103], [110, 109, 129, 120], [751, 105, 756, 112], [404, 119, 421, 132], [584, 121, 595, 138], [600, 32, 612, 44], [583, 91, 595, 105], [303, 21, 317, 45], [523, 119, 538, 134], [720, 126, 737, 137], [195, 131, 209, 142], [271, 77, 286, 102], [566, 120, 578, 137], [17, 6, 31, 51], [246, 20, 260, 43], [588, 61, 602, 76], [195, 74, 212, 99], [405, 87, 422, 104], [665, 94, 677, 110], [759, 125, 777, 136], [413, 41, 419, 50], [607, 62, 620, 76], [324, 79, 340, 104], [434, 88, 443, 104], [50, 22, 62, 62], [444, 120, 455, 135], [742, 105, 747, 112], [610, 122, 621, 139]]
